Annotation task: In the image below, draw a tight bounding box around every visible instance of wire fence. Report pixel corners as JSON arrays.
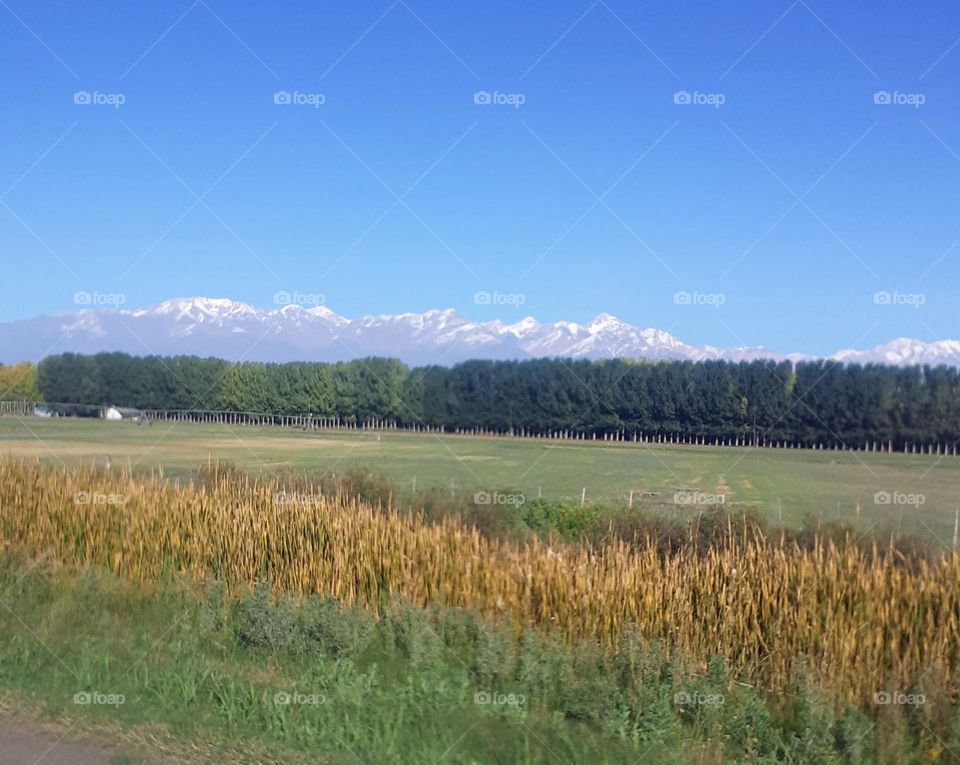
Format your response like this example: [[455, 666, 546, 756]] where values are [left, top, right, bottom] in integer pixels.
[[0, 399, 956, 456]]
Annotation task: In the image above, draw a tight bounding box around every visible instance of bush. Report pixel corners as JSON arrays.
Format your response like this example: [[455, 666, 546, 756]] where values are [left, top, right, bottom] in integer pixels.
[[298, 594, 373, 659], [232, 583, 298, 652]]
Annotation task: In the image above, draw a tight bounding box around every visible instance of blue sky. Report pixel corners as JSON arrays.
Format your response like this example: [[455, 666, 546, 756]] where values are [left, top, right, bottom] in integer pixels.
[[1, 0, 959, 355]]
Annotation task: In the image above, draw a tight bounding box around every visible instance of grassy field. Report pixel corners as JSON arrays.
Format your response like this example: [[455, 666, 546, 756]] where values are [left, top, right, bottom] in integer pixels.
[[1, 417, 958, 541], [4, 551, 935, 765], [2, 438, 959, 762], [2, 464, 959, 763]]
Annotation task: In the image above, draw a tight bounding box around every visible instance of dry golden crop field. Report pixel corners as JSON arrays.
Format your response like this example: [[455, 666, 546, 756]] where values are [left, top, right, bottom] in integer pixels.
[[1, 458, 957, 707]]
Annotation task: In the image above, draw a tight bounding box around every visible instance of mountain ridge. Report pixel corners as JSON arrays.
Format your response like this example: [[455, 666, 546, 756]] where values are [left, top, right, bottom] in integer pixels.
[[0, 297, 957, 368]]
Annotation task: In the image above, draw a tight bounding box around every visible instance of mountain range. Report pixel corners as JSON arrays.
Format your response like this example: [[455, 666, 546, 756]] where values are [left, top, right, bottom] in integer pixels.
[[1, 297, 958, 368]]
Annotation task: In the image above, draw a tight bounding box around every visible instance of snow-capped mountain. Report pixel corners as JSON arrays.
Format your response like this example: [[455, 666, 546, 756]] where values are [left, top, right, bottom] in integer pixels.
[[831, 338, 960, 367], [0, 297, 958, 367]]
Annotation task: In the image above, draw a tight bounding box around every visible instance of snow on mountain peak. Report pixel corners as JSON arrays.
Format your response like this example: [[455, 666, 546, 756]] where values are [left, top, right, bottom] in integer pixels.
[[831, 337, 960, 366], [587, 313, 624, 332], [306, 305, 340, 320], [3, 297, 959, 368], [503, 316, 540, 337], [152, 297, 257, 322]]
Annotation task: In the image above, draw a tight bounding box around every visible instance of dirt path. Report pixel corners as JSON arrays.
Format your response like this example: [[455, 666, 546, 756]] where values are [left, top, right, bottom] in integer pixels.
[[0, 719, 118, 764]]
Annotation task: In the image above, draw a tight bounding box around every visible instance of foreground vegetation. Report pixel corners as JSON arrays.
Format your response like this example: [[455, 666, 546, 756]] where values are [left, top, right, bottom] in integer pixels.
[[1, 459, 957, 712], [7, 551, 958, 763]]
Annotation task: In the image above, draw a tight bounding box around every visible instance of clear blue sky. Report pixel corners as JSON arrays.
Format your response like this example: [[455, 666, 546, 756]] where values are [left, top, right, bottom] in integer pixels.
[[1, 0, 958, 355]]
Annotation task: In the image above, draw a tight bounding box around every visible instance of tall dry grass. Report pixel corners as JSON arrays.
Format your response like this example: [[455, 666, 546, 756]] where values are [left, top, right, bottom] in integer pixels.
[[1, 459, 957, 704]]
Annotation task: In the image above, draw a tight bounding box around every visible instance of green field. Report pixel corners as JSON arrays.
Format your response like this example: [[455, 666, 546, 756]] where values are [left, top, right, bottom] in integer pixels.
[[2, 417, 958, 542]]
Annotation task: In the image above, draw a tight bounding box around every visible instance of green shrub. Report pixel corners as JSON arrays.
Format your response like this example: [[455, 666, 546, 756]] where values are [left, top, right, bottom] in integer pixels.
[[232, 583, 298, 652], [298, 594, 373, 659]]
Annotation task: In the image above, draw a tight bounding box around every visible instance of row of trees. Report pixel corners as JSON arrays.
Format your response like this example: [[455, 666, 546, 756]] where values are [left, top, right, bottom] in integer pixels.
[[0, 362, 41, 403], [36, 354, 408, 424], [33, 352, 960, 448]]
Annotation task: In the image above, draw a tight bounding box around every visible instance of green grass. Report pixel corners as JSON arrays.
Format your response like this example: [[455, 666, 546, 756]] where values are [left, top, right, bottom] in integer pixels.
[[1, 552, 954, 764], [2, 417, 959, 542]]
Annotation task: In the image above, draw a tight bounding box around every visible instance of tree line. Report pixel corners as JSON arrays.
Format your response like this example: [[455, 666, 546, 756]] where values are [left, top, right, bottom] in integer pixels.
[[0, 362, 41, 403], [33, 352, 960, 449]]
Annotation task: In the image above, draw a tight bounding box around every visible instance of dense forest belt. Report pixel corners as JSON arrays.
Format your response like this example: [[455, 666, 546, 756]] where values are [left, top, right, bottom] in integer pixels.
[[33, 352, 960, 449], [2, 459, 959, 705]]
